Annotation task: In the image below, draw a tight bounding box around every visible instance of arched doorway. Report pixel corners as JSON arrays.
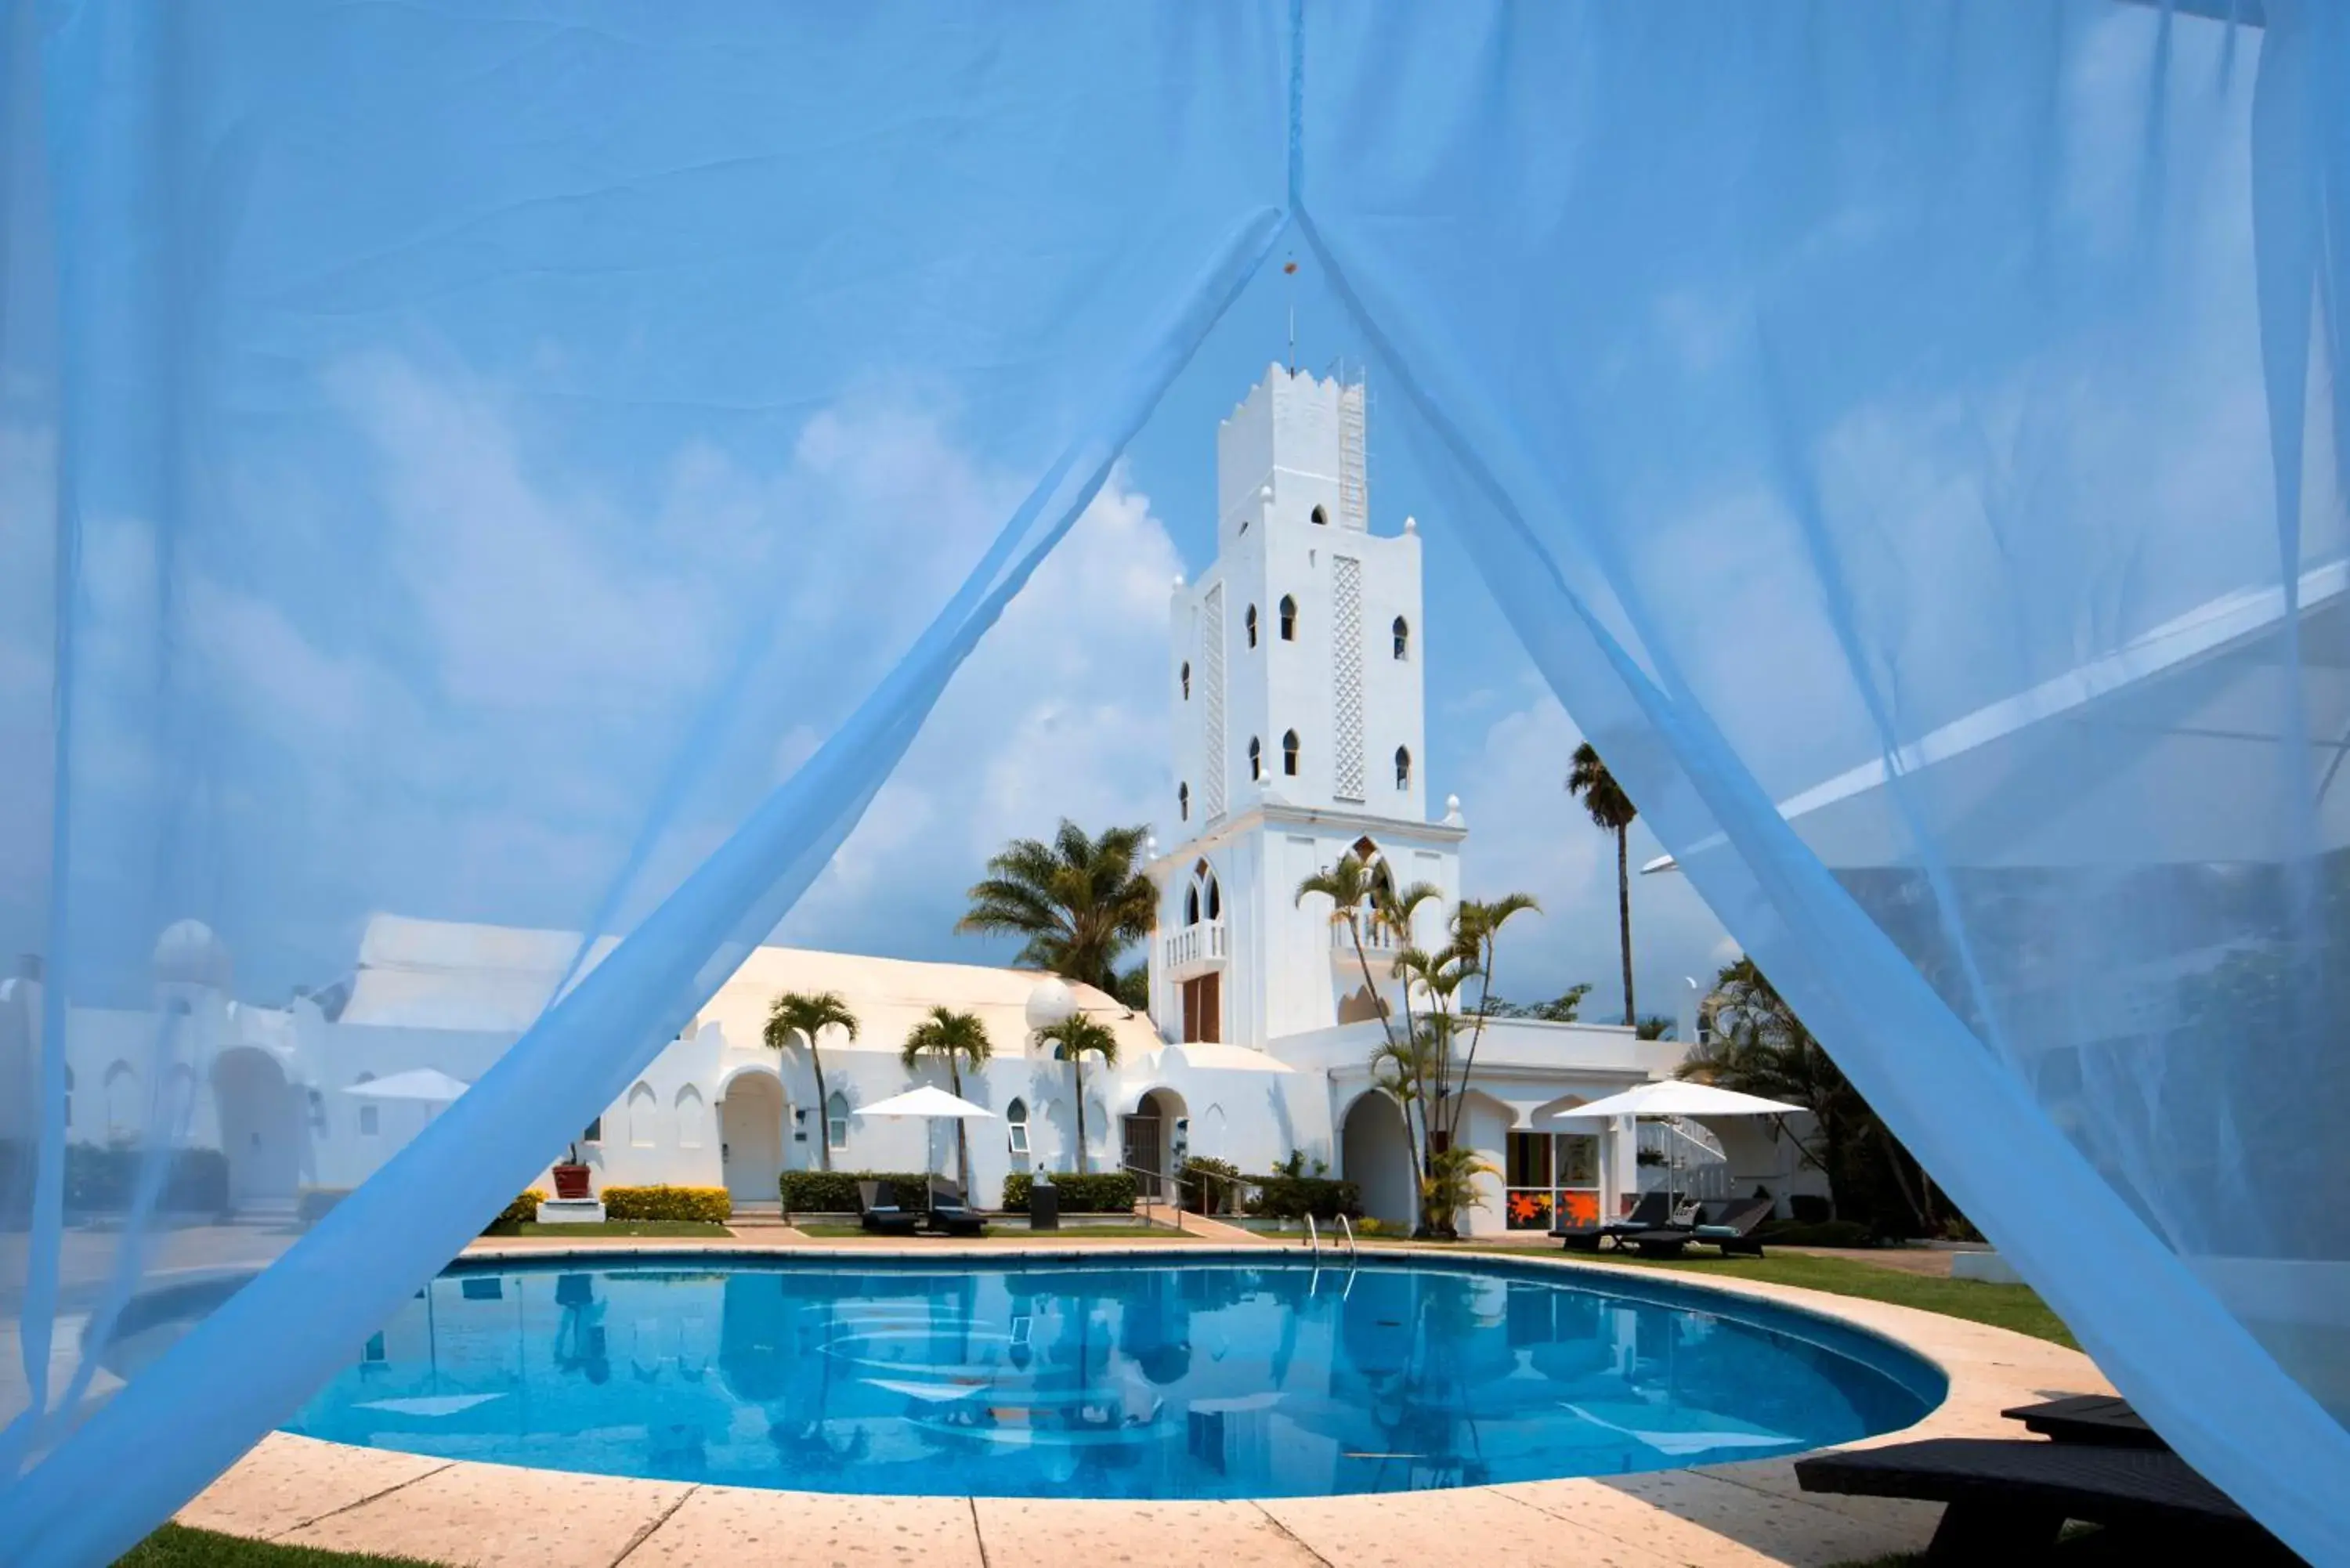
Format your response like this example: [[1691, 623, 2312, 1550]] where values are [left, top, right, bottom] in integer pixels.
[[1341, 1089, 1415, 1226], [212, 1049, 301, 1206], [1122, 1087, 1188, 1199], [718, 1071, 785, 1205]]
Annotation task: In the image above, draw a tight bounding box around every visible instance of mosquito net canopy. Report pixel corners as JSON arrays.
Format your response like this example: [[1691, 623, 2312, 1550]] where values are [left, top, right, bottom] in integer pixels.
[[3, 2, 2345, 1563]]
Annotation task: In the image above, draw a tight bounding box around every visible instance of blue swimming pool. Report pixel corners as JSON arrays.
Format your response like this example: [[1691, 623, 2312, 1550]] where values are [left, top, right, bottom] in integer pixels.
[[284, 1254, 1945, 1498]]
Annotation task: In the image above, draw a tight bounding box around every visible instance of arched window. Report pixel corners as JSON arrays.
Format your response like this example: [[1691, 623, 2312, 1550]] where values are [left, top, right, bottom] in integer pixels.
[[826, 1091, 851, 1151], [674, 1084, 706, 1148], [1180, 661, 1190, 700], [1178, 782, 1189, 822], [1278, 595, 1297, 640], [104, 1061, 138, 1138], [1311, 504, 1328, 526], [1245, 605, 1259, 648], [1248, 736, 1262, 780], [1006, 1097, 1031, 1157], [353, 1071, 379, 1136], [627, 1081, 658, 1147], [1282, 729, 1300, 776], [1395, 746, 1412, 789], [1393, 616, 1410, 659], [1188, 859, 1221, 927]]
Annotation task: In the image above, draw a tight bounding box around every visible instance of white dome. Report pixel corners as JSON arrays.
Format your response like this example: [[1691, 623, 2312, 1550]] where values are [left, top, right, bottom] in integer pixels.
[[1025, 977, 1079, 1032], [154, 919, 231, 988]]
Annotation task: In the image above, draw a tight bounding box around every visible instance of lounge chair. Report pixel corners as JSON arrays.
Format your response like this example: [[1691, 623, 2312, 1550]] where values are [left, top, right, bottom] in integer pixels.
[[1553, 1190, 1672, 1252], [1619, 1226, 1697, 1258], [1795, 1438, 2297, 1563], [2001, 1394, 2164, 1450], [1690, 1195, 1775, 1257], [856, 1180, 921, 1236], [925, 1176, 989, 1237]]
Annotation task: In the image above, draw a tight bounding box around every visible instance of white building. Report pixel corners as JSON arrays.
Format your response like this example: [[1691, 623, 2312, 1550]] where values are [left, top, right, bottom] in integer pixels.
[[0, 365, 1821, 1236]]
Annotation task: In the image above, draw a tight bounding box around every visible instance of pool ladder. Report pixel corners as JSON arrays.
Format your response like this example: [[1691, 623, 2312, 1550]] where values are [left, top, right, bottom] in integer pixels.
[[1303, 1214, 1359, 1263]]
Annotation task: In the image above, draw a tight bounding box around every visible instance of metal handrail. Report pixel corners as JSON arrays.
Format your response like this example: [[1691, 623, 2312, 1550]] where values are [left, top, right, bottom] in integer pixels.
[[1304, 1212, 1321, 1260], [1118, 1162, 1188, 1234], [1337, 1212, 1358, 1260]]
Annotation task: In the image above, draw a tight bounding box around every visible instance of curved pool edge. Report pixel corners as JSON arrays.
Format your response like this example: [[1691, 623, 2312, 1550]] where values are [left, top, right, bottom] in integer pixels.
[[183, 1242, 2113, 1566]]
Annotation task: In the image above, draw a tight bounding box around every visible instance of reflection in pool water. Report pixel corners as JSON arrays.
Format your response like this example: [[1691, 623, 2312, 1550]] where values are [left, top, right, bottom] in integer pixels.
[[284, 1258, 1943, 1498]]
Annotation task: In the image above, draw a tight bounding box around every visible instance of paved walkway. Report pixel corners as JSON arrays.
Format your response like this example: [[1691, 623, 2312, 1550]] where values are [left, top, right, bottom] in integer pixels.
[[183, 1242, 2108, 1567]]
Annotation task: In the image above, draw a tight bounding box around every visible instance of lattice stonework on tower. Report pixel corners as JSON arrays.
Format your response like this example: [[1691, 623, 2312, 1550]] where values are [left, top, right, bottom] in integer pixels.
[[1332, 556, 1365, 800], [1202, 583, 1227, 819]]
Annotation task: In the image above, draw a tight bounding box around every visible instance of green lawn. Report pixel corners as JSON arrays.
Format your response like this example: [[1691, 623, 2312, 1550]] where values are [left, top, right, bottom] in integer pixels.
[[1436, 1244, 2078, 1349], [478, 1219, 732, 1239], [794, 1223, 1198, 1240], [118, 1524, 434, 1567]]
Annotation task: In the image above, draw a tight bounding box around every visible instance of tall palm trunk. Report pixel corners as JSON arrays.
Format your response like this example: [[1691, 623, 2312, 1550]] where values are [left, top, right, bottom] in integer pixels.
[[809, 1050, 831, 1172], [949, 1057, 971, 1194], [1615, 824, 1635, 1026], [1072, 1055, 1088, 1174]]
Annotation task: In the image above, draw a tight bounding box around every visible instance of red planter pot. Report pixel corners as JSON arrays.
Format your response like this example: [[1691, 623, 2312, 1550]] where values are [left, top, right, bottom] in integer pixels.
[[551, 1163, 592, 1201]]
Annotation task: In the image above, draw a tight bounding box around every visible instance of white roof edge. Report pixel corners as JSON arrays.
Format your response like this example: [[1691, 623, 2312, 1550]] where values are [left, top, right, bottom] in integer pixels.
[[1641, 557, 2350, 874]]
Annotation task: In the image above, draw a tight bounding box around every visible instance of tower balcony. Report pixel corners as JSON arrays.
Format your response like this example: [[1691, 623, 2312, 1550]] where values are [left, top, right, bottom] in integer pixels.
[[1161, 919, 1228, 978], [1331, 919, 1405, 962]]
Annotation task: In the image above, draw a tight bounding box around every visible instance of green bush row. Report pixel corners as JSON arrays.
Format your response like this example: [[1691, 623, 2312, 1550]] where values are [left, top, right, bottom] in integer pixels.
[[1754, 1218, 1875, 1248], [1001, 1172, 1137, 1214], [1177, 1155, 1244, 1214], [64, 1143, 230, 1214], [1245, 1174, 1361, 1221], [780, 1169, 934, 1213], [602, 1184, 732, 1223], [483, 1188, 547, 1230]]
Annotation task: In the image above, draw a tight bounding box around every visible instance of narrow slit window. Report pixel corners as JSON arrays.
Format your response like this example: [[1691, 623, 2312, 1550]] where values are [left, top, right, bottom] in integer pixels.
[[1249, 736, 1263, 780], [1180, 661, 1190, 700], [1282, 729, 1300, 775], [1178, 782, 1189, 821], [1393, 616, 1410, 659], [1395, 746, 1412, 789], [1278, 595, 1297, 641], [1246, 605, 1259, 648]]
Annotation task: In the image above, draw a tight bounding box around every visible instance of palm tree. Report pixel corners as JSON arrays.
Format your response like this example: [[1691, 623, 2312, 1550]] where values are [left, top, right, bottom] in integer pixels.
[[958, 821, 1156, 994], [900, 1006, 993, 1194], [1567, 742, 1640, 1024], [1037, 1013, 1119, 1175], [764, 991, 859, 1172], [1296, 850, 1397, 1047], [1449, 893, 1540, 1127], [1392, 943, 1476, 1154]]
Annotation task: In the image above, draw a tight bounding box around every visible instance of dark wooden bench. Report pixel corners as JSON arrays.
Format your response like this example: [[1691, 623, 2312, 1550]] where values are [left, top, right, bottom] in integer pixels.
[[1795, 1438, 2301, 1563], [2000, 1394, 2164, 1450]]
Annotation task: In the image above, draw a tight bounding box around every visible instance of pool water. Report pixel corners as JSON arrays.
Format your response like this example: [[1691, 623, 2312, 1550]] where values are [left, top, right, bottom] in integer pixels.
[[285, 1256, 1943, 1498]]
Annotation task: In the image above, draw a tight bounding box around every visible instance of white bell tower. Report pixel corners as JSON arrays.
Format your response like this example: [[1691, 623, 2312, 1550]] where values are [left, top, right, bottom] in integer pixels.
[[1148, 364, 1466, 1052]]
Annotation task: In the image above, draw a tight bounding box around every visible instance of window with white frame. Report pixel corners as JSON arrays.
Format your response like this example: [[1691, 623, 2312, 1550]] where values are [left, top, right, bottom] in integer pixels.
[[826, 1091, 851, 1151], [1006, 1097, 1030, 1156]]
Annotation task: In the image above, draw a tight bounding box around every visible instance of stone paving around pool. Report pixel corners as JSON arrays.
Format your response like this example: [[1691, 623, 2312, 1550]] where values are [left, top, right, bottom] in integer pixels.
[[178, 1241, 2111, 1566]]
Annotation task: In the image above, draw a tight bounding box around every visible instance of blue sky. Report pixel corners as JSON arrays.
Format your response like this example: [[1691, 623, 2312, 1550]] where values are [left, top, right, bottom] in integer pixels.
[[770, 251, 1742, 1024]]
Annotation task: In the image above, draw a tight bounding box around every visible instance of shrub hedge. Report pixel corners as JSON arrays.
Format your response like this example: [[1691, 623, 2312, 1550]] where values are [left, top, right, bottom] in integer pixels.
[[1001, 1172, 1137, 1214], [1754, 1218, 1875, 1248], [1246, 1173, 1360, 1221], [64, 1143, 230, 1214], [1177, 1155, 1243, 1214], [489, 1188, 548, 1229], [602, 1184, 732, 1223], [781, 1169, 932, 1213]]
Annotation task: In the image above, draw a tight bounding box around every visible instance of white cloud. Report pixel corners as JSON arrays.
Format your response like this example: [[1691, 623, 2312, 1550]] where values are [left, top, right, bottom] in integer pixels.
[[1451, 682, 1736, 1027], [772, 464, 1180, 961]]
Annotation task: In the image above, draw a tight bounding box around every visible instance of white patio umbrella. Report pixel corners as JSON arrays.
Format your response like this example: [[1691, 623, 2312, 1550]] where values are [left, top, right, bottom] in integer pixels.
[[343, 1068, 471, 1122], [855, 1086, 996, 1194], [1539, 1079, 1803, 1221]]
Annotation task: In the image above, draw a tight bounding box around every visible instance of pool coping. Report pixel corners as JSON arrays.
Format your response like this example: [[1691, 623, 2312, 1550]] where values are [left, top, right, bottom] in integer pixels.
[[179, 1241, 2112, 1568]]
